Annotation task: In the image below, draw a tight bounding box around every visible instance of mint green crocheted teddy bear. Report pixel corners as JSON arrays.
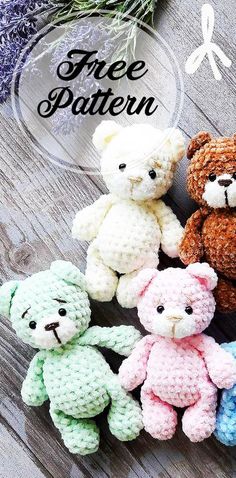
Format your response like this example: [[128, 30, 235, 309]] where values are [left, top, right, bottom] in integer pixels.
[[0, 260, 143, 455]]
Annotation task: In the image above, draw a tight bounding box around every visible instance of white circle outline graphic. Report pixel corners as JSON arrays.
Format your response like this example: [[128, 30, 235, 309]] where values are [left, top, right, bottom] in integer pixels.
[[11, 10, 184, 175]]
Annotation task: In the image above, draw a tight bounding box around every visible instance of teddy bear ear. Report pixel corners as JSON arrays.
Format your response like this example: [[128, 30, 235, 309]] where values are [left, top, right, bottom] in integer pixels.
[[50, 261, 87, 291], [92, 120, 123, 152], [187, 131, 212, 159], [163, 128, 185, 163], [132, 268, 158, 301], [0, 280, 19, 319], [187, 263, 218, 291]]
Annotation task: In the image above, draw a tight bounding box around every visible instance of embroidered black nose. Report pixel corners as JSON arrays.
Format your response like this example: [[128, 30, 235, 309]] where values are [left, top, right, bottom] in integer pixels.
[[45, 322, 59, 331], [218, 179, 232, 187]]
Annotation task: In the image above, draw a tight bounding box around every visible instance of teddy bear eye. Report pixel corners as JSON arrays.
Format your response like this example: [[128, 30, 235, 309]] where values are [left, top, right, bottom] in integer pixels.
[[185, 306, 193, 315], [149, 170, 156, 179], [232, 172, 236, 180], [157, 305, 164, 313], [208, 173, 216, 182], [58, 308, 67, 317], [29, 321, 37, 329], [119, 163, 126, 171]]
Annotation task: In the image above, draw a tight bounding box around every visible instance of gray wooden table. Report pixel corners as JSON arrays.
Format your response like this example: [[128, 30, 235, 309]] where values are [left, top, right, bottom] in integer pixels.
[[0, 0, 236, 476]]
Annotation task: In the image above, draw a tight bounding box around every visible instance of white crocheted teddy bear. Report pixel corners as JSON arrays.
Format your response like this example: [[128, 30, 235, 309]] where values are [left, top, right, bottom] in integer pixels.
[[72, 121, 185, 307]]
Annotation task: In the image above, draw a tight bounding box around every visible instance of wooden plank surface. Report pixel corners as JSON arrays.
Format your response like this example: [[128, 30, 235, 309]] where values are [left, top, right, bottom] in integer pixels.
[[0, 418, 51, 478], [0, 0, 236, 477]]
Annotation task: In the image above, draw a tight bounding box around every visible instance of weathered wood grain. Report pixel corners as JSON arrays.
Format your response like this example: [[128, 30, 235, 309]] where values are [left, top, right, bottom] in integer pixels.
[[0, 0, 236, 476], [0, 417, 51, 478]]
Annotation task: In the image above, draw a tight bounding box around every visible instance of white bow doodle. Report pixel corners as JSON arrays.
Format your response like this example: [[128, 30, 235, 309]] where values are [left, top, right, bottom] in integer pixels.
[[185, 3, 232, 81]]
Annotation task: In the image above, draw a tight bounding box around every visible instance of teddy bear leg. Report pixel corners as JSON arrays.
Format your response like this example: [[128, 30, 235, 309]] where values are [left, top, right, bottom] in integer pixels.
[[214, 277, 236, 313], [215, 388, 236, 446], [116, 270, 141, 308], [116, 253, 159, 308], [141, 385, 177, 440], [182, 381, 217, 442], [106, 374, 143, 441], [50, 407, 100, 455], [86, 242, 118, 302]]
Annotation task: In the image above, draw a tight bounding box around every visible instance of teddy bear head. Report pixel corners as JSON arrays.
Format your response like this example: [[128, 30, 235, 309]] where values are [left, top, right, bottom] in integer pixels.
[[186, 132, 236, 208], [0, 261, 91, 350], [92, 121, 185, 201], [132, 263, 217, 339]]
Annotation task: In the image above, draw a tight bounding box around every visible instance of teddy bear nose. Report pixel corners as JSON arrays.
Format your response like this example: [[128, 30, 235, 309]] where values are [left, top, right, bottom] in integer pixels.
[[129, 176, 142, 184], [218, 179, 232, 187], [166, 315, 183, 323], [45, 321, 60, 331]]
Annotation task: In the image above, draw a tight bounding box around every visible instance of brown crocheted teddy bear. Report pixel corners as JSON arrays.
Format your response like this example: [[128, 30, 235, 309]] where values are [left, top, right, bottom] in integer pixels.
[[179, 132, 236, 313]]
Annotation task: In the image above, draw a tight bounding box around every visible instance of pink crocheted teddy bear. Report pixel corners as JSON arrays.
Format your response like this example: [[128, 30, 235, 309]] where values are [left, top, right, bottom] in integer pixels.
[[119, 263, 236, 442]]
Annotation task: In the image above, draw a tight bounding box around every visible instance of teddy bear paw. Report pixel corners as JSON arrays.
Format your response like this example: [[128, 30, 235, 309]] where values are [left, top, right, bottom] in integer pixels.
[[143, 405, 177, 440], [86, 274, 118, 302], [182, 409, 215, 442], [62, 419, 100, 455], [108, 396, 143, 441]]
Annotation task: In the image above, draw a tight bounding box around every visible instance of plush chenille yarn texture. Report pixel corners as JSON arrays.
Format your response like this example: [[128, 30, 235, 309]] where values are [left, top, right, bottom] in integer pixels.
[[0, 261, 143, 455], [179, 132, 236, 313], [119, 263, 236, 442], [72, 120, 185, 308], [215, 342, 236, 446]]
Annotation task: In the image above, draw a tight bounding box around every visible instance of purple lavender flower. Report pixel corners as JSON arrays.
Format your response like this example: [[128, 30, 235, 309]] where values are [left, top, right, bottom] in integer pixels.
[[0, 0, 54, 103]]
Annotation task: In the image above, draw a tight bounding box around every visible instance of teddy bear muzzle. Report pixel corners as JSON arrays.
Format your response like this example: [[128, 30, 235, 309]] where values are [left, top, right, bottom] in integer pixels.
[[31, 314, 77, 349], [151, 307, 196, 340], [161, 309, 185, 338], [203, 173, 236, 208]]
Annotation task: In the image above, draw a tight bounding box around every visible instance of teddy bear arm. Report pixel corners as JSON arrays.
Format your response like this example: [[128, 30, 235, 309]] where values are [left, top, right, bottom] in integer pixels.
[[72, 194, 114, 241], [21, 352, 48, 406], [179, 210, 205, 264], [191, 334, 236, 390], [119, 335, 156, 391], [78, 325, 141, 357], [153, 200, 183, 258]]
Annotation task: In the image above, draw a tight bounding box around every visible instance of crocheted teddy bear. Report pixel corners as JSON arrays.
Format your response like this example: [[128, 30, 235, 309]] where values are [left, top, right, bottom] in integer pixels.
[[215, 342, 236, 446], [72, 120, 185, 308], [0, 261, 143, 455], [179, 132, 236, 313], [119, 263, 236, 442]]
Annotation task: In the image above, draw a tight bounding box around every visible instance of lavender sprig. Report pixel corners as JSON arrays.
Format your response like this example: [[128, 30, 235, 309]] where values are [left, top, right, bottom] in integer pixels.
[[0, 0, 56, 103], [54, 0, 157, 73]]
